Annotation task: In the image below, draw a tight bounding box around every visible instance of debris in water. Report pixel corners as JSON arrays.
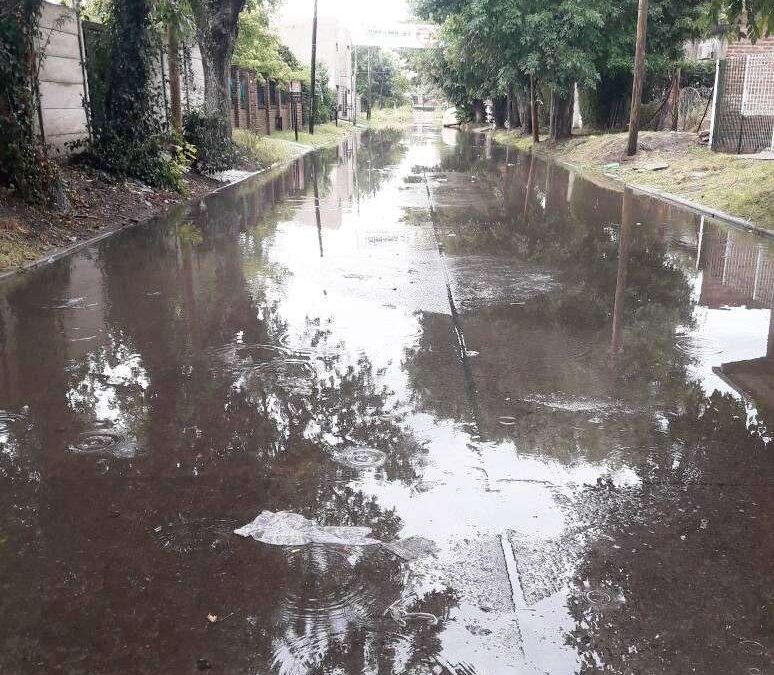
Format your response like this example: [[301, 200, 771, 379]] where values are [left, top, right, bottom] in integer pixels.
[[385, 599, 439, 627], [465, 623, 492, 636], [382, 535, 439, 561], [331, 446, 386, 469], [196, 657, 212, 670], [207, 614, 218, 623], [234, 510, 379, 546], [498, 416, 517, 426]]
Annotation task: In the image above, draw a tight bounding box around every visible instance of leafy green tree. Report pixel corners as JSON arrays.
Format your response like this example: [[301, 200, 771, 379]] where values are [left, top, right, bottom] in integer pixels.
[[233, 6, 306, 81], [0, 0, 63, 204], [355, 47, 410, 110], [412, 0, 705, 136], [709, 0, 772, 42]]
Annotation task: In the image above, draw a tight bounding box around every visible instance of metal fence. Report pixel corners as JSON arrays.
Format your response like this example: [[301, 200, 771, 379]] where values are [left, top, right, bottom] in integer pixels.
[[710, 55, 774, 154]]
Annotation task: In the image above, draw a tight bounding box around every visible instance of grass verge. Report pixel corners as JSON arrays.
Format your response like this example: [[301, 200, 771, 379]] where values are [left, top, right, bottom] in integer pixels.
[[491, 129, 774, 231], [234, 122, 354, 169]]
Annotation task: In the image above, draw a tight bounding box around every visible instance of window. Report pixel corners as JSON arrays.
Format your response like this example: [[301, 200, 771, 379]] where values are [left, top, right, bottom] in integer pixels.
[[269, 81, 277, 106], [258, 84, 265, 108]]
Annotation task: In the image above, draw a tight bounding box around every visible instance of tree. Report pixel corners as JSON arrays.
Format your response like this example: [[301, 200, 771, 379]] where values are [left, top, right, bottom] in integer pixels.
[[233, 6, 305, 82], [0, 0, 62, 204], [355, 47, 409, 109], [412, 0, 704, 138], [188, 0, 251, 135], [709, 0, 773, 42]]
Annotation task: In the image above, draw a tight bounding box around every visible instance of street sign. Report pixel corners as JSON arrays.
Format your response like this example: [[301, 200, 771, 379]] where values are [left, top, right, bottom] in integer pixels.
[[352, 23, 437, 49]]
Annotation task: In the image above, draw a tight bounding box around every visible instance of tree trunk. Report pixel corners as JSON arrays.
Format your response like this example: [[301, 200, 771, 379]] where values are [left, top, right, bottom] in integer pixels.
[[190, 0, 245, 131], [105, 0, 156, 141], [472, 98, 484, 124], [671, 68, 681, 131], [492, 95, 507, 128], [530, 76, 539, 143], [549, 89, 573, 140], [506, 82, 520, 128], [516, 87, 530, 135], [167, 23, 182, 131], [626, 0, 649, 155]]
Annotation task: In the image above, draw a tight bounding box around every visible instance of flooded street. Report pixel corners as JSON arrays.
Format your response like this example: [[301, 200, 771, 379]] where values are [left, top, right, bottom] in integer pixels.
[[3, 123, 774, 674]]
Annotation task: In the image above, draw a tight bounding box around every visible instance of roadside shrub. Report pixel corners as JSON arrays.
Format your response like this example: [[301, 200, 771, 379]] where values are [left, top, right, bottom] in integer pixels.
[[76, 130, 194, 190], [0, 0, 64, 205], [183, 109, 238, 173], [77, 0, 189, 190]]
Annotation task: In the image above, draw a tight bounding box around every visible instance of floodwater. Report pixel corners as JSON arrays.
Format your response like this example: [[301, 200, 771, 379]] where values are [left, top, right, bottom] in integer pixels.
[[1, 123, 774, 675]]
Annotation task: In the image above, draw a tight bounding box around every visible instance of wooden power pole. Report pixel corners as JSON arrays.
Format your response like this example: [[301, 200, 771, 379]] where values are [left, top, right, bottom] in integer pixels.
[[309, 0, 318, 134], [352, 46, 357, 124], [367, 47, 372, 121], [626, 0, 649, 156], [530, 75, 539, 143]]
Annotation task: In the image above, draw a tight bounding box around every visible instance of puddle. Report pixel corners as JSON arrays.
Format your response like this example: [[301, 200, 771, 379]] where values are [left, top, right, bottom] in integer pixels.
[[3, 127, 774, 674]]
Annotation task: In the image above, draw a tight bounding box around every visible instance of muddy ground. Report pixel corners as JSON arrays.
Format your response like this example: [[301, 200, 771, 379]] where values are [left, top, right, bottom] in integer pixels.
[[0, 163, 219, 272]]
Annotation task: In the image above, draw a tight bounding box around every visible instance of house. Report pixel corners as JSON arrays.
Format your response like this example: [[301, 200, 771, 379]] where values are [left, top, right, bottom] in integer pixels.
[[275, 17, 354, 120], [229, 65, 303, 135]]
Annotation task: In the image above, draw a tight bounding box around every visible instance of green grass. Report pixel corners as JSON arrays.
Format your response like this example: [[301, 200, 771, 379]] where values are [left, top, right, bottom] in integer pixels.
[[491, 128, 774, 230], [270, 120, 354, 148], [233, 122, 354, 169], [359, 105, 444, 131]]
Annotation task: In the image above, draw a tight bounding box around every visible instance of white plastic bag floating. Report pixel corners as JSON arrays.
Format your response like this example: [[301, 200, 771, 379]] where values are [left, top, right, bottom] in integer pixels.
[[234, 510, 379, 546]]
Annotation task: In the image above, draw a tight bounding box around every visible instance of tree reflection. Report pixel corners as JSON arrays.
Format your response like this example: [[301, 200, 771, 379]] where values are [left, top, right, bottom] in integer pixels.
[[404, 137, 696, 459], [0, 146, 451, 674], [565, 391, 774, 674]]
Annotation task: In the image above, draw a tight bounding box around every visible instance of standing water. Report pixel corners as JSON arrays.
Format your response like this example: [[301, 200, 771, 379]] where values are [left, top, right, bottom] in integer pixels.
[[1, 123, 774, 674]]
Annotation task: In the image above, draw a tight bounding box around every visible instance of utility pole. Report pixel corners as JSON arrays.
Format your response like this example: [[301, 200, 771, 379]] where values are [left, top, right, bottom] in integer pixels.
[[367, 47, 372, 121], [530, 75, 539, 143], [309, 0, 318, 134], [626, 0, 649, 156], [352, 47, 357, 124]]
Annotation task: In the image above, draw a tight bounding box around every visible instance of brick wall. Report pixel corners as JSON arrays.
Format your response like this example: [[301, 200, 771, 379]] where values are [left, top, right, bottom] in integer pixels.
[[725, 35, 774, 58], [229, 71, 303, 136]]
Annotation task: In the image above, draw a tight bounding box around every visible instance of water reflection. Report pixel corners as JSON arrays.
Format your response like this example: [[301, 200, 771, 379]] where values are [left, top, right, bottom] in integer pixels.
[[0, 126, 773, 673]]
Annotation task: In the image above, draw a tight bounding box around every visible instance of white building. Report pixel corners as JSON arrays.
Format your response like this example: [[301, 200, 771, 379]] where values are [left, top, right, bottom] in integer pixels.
[[276, 17, 354, 120]]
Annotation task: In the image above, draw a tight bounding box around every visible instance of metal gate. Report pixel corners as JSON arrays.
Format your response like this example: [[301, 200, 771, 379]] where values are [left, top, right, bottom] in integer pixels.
[[710, 55, 774, 154]]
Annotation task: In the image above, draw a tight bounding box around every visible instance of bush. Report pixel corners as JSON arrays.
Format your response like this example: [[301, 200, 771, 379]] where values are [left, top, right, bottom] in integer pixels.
[[0, 0, 63, 204], [183, 109, 238, 173], [75, 130, 193, 191]]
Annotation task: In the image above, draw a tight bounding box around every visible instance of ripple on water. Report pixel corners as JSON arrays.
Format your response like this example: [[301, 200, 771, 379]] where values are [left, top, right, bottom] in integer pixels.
[[67, 430, 136, 458], [584, 588, 613, 605], [0, 410, 27, 431], [271, 546, 382, 670], [331, 446, 387, 470]]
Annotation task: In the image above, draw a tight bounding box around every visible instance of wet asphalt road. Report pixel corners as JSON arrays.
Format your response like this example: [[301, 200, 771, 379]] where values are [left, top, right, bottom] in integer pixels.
[[2, 123, 774, 674]]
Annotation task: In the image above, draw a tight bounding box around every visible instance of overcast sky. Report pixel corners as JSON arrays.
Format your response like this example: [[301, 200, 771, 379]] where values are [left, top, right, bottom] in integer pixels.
[[277, 0, 412, 29]]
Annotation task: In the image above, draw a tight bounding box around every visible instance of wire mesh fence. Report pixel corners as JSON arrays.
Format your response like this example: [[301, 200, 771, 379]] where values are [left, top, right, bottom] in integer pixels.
[[711, 55, 774, 154]]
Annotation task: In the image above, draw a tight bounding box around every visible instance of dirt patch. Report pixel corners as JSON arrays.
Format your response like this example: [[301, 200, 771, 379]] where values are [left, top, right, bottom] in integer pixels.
[[0, 163, 219, 274], [560, 130, 698, 165]]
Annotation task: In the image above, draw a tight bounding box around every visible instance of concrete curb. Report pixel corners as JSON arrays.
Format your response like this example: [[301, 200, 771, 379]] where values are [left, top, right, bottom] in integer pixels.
[[0, 129, 359, 285], [625, 182, 772, 239]]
